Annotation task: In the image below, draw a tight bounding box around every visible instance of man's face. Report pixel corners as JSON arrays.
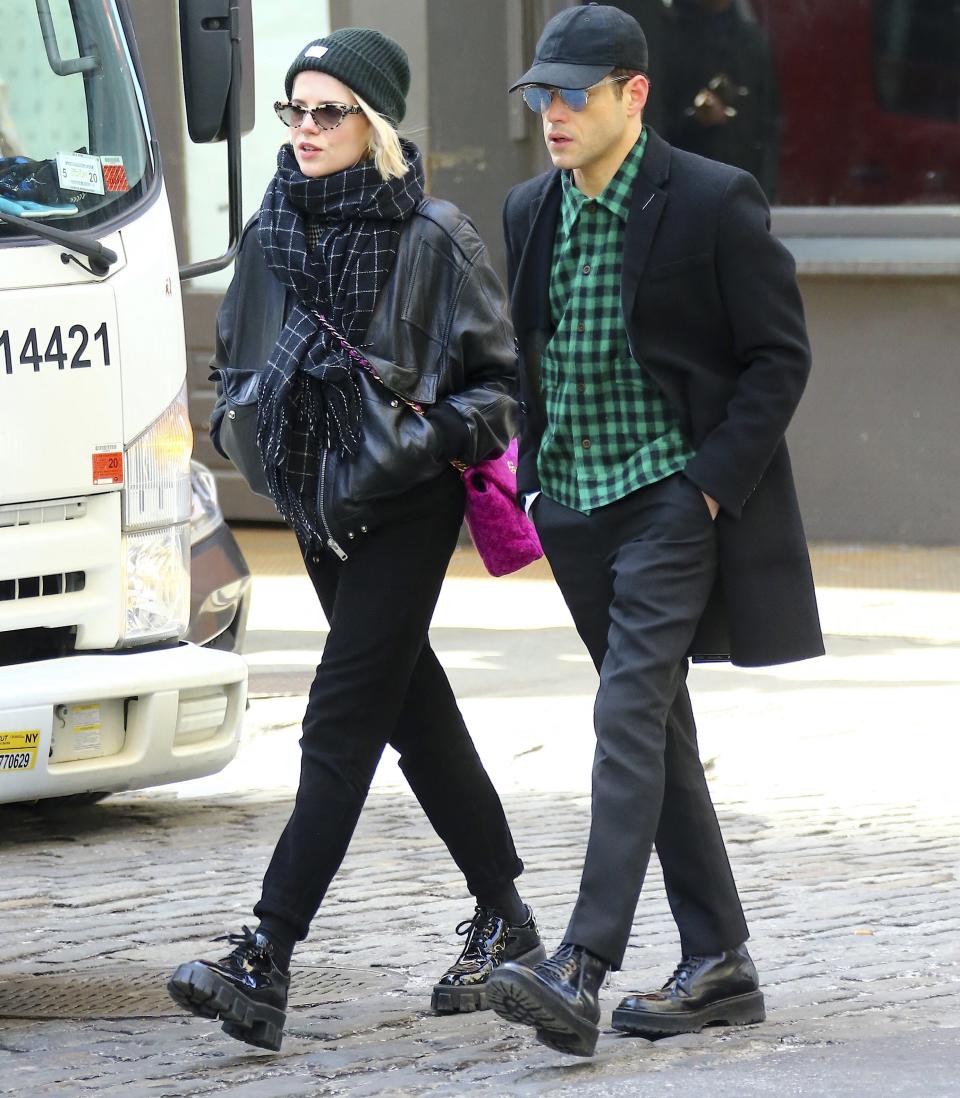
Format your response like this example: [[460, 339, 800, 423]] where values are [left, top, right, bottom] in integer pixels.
[[538, 77, 648, 173]]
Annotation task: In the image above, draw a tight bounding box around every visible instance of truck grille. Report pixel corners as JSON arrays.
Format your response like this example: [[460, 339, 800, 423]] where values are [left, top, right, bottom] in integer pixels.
[[0, 572, 86, 602], [0, 492, 120, 655], [0, 626, 76, 666]]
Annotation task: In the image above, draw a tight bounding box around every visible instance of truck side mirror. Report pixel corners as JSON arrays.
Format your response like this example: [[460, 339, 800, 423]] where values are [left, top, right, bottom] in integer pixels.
[[178, 0, 255, 144], [177, 0, 253, 279]]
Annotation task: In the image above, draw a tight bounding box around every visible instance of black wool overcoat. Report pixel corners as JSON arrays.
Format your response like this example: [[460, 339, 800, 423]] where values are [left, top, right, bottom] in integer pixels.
[[503, 127, 824, 667]]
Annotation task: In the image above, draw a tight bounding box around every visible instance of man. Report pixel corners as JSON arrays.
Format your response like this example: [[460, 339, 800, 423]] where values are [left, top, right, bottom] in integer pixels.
[[486, 3, 822, 1059], [659, 0, 780, 200]]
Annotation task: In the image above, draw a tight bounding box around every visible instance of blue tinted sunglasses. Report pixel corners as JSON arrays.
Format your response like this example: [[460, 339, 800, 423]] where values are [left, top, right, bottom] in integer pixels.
[[520, 76, 631, 113]]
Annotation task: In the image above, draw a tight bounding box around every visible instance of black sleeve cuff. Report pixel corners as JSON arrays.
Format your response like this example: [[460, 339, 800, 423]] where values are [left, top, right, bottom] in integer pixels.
[[427, 403, 471, 463]]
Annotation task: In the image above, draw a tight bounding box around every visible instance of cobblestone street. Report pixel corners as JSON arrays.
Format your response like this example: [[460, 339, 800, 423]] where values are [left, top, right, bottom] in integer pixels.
[[1, 535, 958, 1096]]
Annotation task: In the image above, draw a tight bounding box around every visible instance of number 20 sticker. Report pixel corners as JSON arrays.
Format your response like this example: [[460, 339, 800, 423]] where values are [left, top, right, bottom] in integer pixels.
[[93, 451, 123, 485]]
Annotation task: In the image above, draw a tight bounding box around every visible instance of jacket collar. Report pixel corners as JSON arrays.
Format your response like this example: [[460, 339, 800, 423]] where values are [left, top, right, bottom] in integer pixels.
[[621, 127, 671, 327], [636, 125, 671, 188]]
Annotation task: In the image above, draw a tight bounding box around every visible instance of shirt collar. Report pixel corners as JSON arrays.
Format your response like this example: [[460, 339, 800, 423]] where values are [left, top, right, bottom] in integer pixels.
[[560, 128, 648, 228]]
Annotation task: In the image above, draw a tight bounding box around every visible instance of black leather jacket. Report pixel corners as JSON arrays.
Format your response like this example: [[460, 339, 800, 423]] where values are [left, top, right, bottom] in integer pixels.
[[210, 198, 518, 560]]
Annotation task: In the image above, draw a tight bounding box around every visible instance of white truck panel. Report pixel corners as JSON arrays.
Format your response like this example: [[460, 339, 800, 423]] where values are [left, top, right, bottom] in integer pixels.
[[0, 231, 127, 289], [0, 288, 123, 505], [0, 492, 122, 649], [112, 187, 190, 442]]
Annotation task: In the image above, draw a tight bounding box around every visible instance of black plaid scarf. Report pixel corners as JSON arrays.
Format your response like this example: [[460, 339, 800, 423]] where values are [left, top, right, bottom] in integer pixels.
[[256, 141, 424, 543]]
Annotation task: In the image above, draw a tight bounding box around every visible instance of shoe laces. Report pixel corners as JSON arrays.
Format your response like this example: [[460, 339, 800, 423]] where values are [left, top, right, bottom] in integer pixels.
[[215, 924, 272, 966], [664, 954, 707, 991], [454, 906, 504, 959], [538, 942, 581, 983], [455, 905, 499, 937]]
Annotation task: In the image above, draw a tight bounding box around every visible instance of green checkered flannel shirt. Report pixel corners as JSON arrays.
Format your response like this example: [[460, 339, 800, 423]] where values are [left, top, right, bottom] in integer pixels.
[[538, 130, 694, 512]]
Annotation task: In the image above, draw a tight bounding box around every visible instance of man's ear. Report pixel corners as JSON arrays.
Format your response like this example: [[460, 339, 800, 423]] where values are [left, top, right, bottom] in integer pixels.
[[625, 75, 650, 118]]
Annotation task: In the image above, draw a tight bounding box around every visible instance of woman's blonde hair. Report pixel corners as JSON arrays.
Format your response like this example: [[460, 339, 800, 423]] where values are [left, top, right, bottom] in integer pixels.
[[354, 92, 409, 181]]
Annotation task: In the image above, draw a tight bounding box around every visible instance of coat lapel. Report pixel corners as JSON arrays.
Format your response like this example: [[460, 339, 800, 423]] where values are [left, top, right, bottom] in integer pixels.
[[620, 128, 672, 327], [510, 172, 562, 334]]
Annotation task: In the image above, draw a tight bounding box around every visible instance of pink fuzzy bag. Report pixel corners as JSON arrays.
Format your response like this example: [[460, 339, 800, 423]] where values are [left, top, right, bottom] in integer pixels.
[[455, 439, 543, 576]]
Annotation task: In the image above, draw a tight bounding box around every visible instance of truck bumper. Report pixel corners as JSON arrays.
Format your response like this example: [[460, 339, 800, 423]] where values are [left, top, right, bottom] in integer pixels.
[[0, 644, 247, 803]]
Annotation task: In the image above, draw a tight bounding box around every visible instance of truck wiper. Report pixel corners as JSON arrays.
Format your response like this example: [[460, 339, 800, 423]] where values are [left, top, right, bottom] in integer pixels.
[[0, 208, 118, 276]]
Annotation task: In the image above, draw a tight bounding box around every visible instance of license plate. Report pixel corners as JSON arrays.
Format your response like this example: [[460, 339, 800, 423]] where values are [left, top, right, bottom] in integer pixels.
[[0, 730, 41, 771]]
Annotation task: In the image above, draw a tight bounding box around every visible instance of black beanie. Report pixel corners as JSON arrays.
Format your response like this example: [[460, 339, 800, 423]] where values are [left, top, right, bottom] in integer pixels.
[[284, 28, 410, 125]]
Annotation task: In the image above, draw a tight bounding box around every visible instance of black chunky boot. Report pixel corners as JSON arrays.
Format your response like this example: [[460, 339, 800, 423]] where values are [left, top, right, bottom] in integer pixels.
[[167, 926, 290, 1051], [611, 944, 765, 1038], [487, 941, 608, 1057], [431, 904, 545, 1014]]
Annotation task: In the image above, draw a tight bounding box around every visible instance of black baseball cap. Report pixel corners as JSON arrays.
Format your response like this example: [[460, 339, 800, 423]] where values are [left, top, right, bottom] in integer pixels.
[[509, 3, 649, 92]]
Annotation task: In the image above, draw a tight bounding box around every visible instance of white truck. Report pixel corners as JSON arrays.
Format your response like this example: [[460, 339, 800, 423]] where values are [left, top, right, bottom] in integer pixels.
[[0, 0, 253, 802]]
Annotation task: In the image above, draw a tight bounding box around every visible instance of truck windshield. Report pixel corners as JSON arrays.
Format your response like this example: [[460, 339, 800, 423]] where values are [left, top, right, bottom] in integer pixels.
[[0, 0, 151, 238]]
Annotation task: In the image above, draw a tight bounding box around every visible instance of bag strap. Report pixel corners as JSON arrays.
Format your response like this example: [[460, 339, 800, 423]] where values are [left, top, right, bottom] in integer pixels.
[[314, 310, 424, 415], [315, 310, 468, 474]]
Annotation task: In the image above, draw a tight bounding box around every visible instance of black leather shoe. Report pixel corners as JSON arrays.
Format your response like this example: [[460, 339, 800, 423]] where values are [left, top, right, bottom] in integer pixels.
[[167, 926, 289, 1051], [611, 943, 765, 1039], [431, 904, 546, 1014], [487, 942, 608, 1057]]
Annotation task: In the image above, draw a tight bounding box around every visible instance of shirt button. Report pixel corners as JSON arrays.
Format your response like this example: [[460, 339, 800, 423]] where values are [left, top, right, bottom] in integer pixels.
[[577, 383, 586, 394], [582, 264, 591, 274], [582, 438, 592, 449], [577, 323, 585, 333]]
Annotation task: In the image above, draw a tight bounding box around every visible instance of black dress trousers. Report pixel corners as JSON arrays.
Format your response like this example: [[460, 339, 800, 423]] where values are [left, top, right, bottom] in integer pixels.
[[533, 472, 749, 969]]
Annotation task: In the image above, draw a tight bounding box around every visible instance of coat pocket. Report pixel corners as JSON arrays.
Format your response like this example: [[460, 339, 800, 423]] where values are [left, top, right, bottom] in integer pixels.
[[212, 368, 272, 499], [644, 253, 713, 282]]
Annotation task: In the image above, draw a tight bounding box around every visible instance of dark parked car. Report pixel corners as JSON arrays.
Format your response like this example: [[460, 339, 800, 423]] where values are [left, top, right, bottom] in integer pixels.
[[187, 460, 250, 653]]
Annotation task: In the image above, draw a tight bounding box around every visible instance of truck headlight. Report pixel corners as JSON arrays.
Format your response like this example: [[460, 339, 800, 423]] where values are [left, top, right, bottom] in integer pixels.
[[122, 383, 193, 531], [120, 524, 190, 645], [117, 383, 193, 647]]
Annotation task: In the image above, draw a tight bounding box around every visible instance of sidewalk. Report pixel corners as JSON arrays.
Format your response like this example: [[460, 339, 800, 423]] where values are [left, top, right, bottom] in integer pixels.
[[0, 533, 957, 1096], [238, 524, 960, 644]]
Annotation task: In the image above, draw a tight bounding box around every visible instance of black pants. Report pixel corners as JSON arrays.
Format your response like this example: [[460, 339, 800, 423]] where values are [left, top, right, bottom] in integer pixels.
[[254, 470, 524, 940], [533, 473, 749, 970]]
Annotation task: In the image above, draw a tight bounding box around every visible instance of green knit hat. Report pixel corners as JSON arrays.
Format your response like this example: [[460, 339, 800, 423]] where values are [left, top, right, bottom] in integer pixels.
[[284, 28, 410, 124]]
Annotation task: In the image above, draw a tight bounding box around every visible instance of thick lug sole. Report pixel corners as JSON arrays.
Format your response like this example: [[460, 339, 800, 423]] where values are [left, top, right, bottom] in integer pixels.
[[167, 962, 286, 1052], [431, 983, 487, 1015], [611, 989, 766, 1039], [431, 942, 547, 1016], [486, 966, 599, 1058]]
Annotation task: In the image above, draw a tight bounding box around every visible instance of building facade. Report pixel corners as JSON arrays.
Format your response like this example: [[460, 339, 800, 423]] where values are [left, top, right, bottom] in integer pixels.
[[132, 0, 960, 544]]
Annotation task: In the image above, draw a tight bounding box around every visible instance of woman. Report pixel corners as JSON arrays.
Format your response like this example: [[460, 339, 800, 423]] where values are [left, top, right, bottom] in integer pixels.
[[167, 29, 543, 1051]]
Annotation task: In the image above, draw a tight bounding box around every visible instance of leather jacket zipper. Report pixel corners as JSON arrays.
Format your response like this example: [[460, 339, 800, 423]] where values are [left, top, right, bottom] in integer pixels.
[[318, 450, 348, 561]]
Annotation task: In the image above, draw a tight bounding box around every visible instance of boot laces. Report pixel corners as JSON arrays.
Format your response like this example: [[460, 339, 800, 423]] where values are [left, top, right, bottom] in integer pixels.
[[664, 955, 706, 991], [538, 943, 581, 983], [215, 924, 272, 966], [454, 906, 504, 961]]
